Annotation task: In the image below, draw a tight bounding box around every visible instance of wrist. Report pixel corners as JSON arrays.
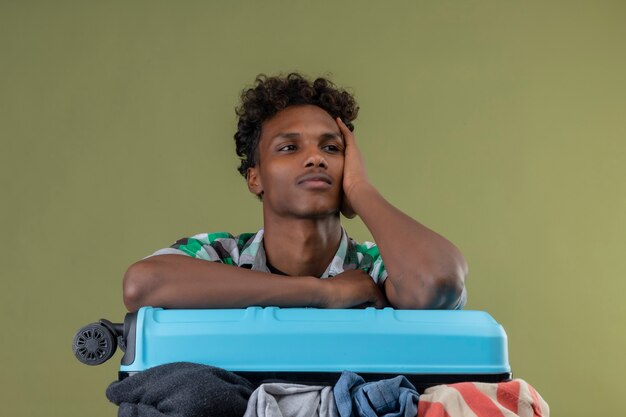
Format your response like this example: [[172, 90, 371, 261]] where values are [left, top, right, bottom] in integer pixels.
[[307, 276, 328, 308], [345, 181, 377, 209]]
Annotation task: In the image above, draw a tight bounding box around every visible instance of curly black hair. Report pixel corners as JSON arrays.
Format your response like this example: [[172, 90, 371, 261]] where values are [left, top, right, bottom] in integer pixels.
[[234, 73, 359, 178]]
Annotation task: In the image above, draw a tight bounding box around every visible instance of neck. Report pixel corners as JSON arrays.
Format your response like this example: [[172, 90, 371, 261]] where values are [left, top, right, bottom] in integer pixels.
[[263, 214, 342, 278]]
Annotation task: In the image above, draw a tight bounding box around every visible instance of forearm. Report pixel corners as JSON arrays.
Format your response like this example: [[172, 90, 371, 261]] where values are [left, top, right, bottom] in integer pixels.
[[123, 255, 323, 312], [349, 182, 467, 309]]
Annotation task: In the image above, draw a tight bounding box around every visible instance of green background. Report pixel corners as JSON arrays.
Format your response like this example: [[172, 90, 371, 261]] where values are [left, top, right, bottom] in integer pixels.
[[1, 1, 624, 415]]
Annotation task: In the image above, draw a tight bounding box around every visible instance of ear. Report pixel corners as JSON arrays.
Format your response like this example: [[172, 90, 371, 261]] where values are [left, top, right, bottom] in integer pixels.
[[246, 166, 264, 197]]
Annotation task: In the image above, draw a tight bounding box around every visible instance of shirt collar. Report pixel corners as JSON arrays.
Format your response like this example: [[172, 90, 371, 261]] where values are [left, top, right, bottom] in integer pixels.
[[239, 227, 351, 278], [239, 228, 269, 272]]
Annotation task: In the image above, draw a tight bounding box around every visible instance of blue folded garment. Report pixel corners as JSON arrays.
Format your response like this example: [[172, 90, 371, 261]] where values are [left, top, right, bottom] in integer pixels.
[[333, 371, 419, 417]]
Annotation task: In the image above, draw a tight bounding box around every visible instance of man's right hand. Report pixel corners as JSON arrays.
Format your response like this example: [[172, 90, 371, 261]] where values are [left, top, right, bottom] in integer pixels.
[[318, 269, 389, 309]]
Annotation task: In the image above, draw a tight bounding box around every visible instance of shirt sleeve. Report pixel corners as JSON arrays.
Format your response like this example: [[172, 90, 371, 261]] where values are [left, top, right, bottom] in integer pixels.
[[355, 241, 388, 286], [146, 232, 235, 263]]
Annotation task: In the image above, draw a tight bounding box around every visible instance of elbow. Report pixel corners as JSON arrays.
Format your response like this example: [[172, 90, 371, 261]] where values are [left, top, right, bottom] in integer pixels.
[[123, 261, 157, 312], [391, 250, 468, 309], [432, 270, 466, 309], [387, 267, 467, 310], [426, 254, 468, 309], [434, 256, 468, 308]]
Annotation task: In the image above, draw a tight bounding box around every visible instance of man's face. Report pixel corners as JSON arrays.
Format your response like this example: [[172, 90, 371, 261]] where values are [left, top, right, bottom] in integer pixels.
[[247, 104, 345, 219]]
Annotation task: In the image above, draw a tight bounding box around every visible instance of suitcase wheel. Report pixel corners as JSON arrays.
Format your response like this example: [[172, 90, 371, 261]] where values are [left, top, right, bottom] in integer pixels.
[[72, 322, 118, 365]]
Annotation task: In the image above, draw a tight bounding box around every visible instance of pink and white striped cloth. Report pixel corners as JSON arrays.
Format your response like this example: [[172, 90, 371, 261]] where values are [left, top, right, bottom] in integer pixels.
[[417, 379, 549, 417]]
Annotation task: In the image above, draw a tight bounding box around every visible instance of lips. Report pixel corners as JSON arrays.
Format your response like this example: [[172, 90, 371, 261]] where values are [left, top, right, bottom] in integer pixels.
[[296, 172, 333, 185], [296, 172, 333, 190]]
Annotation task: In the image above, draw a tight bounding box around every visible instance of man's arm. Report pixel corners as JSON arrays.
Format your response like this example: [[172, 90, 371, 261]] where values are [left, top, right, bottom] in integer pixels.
[[122, 254, 387, 312], [337, 118, 468, 310]]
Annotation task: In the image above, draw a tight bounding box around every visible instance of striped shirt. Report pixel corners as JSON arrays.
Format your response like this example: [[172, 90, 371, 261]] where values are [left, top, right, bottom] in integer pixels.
[[418, 379, 549, 417], [150, 227, 388, 286]]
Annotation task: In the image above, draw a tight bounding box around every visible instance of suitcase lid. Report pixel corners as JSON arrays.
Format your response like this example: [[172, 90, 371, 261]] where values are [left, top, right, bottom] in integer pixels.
[[120, 306, 510, 375]]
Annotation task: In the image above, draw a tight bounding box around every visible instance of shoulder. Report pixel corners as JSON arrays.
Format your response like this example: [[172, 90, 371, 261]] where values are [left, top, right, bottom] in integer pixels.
[[174, 232, 254, 247], [170, 232, 256, 261]]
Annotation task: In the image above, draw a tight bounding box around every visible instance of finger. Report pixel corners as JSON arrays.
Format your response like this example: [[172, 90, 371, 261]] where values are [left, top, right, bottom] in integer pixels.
[[372, 287, 389, 309], [375, 297, 389, 309], [335, 117, 348, 130], [373, 295, 386, 309], [335, 117, 354, 145]]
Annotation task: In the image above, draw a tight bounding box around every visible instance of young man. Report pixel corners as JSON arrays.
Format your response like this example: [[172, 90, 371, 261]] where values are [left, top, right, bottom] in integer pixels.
[[123, 73, 467, 312]]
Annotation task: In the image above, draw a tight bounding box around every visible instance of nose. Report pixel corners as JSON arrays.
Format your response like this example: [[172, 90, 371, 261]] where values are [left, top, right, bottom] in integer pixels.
[[303, 147, 328, 169]]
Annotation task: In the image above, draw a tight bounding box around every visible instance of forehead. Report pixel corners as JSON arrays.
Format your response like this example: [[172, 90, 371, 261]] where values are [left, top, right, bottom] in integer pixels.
[[260, 104, 338, 138]]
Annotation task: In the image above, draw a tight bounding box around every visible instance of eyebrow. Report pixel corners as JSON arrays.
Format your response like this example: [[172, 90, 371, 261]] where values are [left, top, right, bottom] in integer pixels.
[[271, 132, 343, 142]]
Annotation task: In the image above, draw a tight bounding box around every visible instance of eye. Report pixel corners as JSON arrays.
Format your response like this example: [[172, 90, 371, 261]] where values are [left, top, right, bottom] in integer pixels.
[[322, 144, 342, 153], [278, 144, 297, 152]]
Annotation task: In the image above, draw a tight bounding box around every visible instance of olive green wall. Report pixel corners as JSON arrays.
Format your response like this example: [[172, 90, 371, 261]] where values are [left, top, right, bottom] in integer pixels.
[[2, 1, 624, 415]]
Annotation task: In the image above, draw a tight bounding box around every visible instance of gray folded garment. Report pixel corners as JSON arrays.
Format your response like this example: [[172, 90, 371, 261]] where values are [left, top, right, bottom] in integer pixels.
[[106, 362, 254, 417], [244, 383, 339, 417]]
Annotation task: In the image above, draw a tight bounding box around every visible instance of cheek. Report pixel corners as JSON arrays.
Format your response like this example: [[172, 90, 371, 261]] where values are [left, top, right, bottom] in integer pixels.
[[333, 158, 345, 179], [261, 162, 292, 193]]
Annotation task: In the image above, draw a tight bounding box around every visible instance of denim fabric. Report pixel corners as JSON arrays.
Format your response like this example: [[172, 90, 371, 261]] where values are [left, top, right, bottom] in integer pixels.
[[333, 371, 419, 417]]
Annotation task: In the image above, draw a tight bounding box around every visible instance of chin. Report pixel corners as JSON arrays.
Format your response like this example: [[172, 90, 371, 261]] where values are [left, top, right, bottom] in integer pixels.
[[292, 204, 341, 219]]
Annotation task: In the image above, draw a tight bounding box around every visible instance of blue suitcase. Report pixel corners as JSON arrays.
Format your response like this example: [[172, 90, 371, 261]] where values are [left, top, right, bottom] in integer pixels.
[[73, 306, 511, 389]]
